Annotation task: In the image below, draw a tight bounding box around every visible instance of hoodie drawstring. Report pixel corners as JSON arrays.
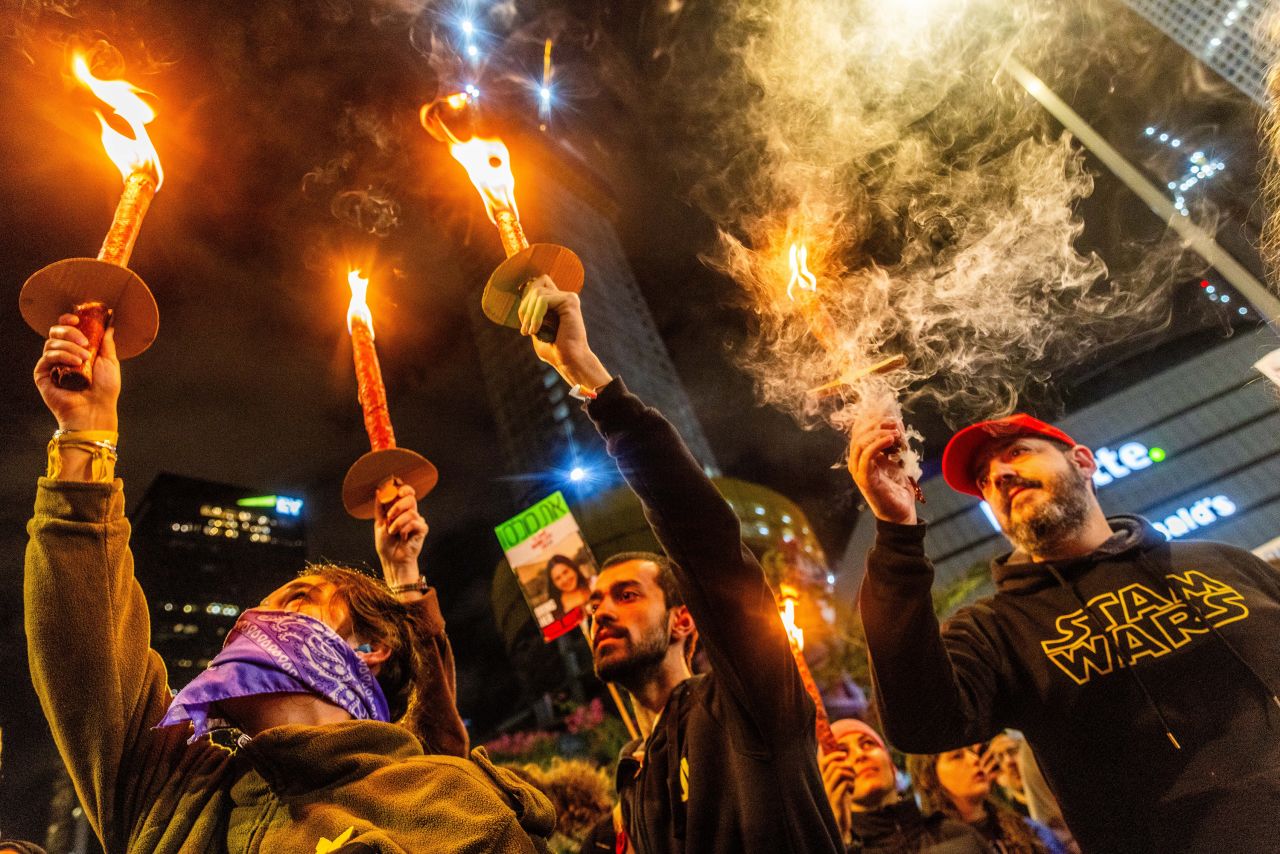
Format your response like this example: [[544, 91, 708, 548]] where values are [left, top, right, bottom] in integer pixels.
[[1043, 563, 1184, 751]]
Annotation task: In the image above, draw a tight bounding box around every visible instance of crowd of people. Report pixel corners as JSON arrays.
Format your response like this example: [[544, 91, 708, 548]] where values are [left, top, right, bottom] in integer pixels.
[[13, 275, 1280, 853]]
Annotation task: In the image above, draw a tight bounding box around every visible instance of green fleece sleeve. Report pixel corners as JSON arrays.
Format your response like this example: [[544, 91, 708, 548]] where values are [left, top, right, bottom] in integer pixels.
[[401, 590, 470, 757], [24, 478, 193, 850]]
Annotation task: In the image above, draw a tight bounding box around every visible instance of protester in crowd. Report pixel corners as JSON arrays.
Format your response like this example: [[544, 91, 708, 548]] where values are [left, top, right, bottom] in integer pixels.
[[519, 278, 844, 853], [905, 748, 1061, 854], [849, 413, 1280, 851], [546, 554, 592, 616], [1012, 739, 1078, 854], [985, 732, 1028, 816], [25, 317, 554, 852], [819, 718, 990, 853]]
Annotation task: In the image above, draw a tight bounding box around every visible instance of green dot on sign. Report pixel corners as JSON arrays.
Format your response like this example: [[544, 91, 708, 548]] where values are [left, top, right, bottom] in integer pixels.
[[1148, 447, 1166, 462]]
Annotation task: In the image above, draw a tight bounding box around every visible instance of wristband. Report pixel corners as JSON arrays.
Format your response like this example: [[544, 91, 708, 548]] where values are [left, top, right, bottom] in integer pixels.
[[47, 429, 119, 482], [389, 578, 429, 595], [568, 383, 599, 401]]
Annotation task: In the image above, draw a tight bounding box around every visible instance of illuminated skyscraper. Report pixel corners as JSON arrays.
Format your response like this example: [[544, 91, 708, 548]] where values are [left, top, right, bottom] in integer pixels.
[[131, 473, 308, 687], [1121, 0, 1272, 102], [465, 141, 719, 499]]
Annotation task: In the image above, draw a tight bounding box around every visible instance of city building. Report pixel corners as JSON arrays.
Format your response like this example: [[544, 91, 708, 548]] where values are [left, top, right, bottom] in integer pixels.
[[130, 473, 308, 687], [837, 329, 1280, 598], [1120, 0, 1272, 104], [463, 132, 719, 504]]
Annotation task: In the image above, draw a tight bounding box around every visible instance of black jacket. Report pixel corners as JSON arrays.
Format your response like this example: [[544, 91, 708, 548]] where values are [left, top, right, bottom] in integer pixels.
[[587, 378, 843, 854], [860, 515, 1280, 852], [849, 800, 991, 854]]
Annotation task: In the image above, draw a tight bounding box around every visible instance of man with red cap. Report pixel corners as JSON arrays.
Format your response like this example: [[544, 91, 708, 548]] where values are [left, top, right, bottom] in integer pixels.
[[848, 415, 1280, 853]]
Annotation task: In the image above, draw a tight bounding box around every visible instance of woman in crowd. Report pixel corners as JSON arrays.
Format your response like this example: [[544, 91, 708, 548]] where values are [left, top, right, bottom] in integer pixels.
[[907, 747, 1064, 854]]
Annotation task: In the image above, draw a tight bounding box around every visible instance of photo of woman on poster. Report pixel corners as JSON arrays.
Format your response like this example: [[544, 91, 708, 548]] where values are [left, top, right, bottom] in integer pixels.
[[547, 554, 592, 616]]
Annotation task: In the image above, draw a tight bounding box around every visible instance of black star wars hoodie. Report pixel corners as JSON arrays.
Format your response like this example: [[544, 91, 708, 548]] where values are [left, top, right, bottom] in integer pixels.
[[586, 378, 844, 854], [860, 515, 1280, 853]]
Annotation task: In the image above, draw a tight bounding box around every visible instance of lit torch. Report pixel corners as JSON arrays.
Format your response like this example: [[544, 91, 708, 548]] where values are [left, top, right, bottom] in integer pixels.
[[788, 241, 907, 394], [421, 92, 583, 342], [340, 269, 439, 519], [19, 52, 162, 389], [786, 241, 922, 501], [779, 583, 840, 754]]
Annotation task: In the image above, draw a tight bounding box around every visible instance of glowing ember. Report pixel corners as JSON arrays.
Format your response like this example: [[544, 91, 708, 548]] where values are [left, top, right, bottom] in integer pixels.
[[346, 269, 375, 337], [448, 136, 519, 225], [778, 582, 839, 753], [779, 582, 805, 650], [787, 243, 818, 301], [345, 269, 395, 453]]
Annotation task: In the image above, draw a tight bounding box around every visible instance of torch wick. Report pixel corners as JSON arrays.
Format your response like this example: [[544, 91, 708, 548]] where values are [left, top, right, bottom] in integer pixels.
[[98, 171, 158, 268]]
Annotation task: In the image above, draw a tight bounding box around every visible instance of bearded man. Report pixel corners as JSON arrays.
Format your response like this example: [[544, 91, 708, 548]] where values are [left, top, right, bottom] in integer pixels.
[[848, 414, 1280, 853], [517, 277, 844, 854]]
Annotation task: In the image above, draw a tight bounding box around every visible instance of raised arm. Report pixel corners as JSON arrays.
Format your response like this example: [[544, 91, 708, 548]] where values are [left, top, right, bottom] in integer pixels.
[[849, 422, 1003, 751], [517, 279, 810, 733], [374, 483, 469, 757], [26, 316, 208, 848]]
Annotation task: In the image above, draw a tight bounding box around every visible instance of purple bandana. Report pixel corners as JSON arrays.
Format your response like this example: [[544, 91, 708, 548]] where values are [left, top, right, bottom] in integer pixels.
[[157, 608, 390, 743]]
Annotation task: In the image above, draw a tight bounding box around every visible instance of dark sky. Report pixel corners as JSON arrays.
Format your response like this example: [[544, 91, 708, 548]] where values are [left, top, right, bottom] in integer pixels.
[[0, 0, 1271, 841]]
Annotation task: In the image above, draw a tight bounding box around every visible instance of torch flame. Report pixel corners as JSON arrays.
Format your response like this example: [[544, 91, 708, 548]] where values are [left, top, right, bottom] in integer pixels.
[[787, 243, 818, 301], [72, 54, 163, 187], [346, 270, 374, 337], [779, 583, 803, 651], [449, 136, 519, 224]]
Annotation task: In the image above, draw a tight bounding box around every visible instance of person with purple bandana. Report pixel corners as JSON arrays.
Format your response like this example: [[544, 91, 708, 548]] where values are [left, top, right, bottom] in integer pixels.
[[25, 316, 555, 852]]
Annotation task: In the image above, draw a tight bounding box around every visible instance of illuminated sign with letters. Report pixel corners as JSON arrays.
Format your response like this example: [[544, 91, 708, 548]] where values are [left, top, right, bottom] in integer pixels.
[[975, 436, 1235, 541]]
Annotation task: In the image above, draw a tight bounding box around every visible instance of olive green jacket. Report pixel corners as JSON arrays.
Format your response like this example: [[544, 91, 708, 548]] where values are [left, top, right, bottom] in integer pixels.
[[25, 478, 554, 853]]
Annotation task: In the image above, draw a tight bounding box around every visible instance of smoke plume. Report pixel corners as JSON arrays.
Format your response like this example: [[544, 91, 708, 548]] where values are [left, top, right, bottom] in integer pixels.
[[665, 0, 1178, 466]]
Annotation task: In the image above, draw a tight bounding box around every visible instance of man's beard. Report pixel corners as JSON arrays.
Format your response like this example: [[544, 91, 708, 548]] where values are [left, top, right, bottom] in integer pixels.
[[1003, 466, 1093, 556], [594, 623, 670, 689]]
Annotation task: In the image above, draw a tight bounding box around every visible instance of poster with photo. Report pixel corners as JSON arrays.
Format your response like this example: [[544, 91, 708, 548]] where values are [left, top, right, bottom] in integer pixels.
[[495, 490, 599, 642]]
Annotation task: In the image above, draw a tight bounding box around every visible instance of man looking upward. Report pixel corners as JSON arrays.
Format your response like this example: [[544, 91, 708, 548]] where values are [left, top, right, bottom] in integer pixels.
[[849, 414, 1280, 852], [517, 278, 843, 854]]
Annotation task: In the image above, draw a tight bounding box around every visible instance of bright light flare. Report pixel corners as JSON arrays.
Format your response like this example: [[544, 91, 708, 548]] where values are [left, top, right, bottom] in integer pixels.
[[787, 243, 818, 301], [449, 136, 518, 223], [346, 269, 374, 336], [72, 54, 163, 186], [568, 466, 586, 483], [779, 582, 803, 650]]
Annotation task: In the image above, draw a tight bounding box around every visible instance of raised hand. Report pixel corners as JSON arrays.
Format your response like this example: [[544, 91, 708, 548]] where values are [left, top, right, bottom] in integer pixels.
[[374, 481, 429, 588], [517, 275, 611, 392], [34, 314, 120, 432], [848, 420, 919, 525], [818, 748, 855, 842]]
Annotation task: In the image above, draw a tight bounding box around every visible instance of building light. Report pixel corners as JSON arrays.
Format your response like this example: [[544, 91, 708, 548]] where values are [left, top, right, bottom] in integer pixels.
[[1152, 495, 1236, 540]]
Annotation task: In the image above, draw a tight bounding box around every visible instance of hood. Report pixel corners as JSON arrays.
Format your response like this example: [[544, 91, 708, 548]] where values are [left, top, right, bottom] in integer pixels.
[[238, 720, 421, 797], [991, 515, 1165, 595]]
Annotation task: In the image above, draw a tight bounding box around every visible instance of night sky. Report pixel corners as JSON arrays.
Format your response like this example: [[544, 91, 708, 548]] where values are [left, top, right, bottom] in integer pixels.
[[0, 0, 1271, 842]]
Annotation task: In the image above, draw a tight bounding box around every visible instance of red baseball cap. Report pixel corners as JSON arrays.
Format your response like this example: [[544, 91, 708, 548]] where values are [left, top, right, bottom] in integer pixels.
[[941, 414, 1078, 497]]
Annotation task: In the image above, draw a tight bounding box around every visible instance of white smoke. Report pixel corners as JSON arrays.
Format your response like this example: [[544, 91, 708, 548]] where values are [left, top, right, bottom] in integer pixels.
[[668, 0, 1180, 464]]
